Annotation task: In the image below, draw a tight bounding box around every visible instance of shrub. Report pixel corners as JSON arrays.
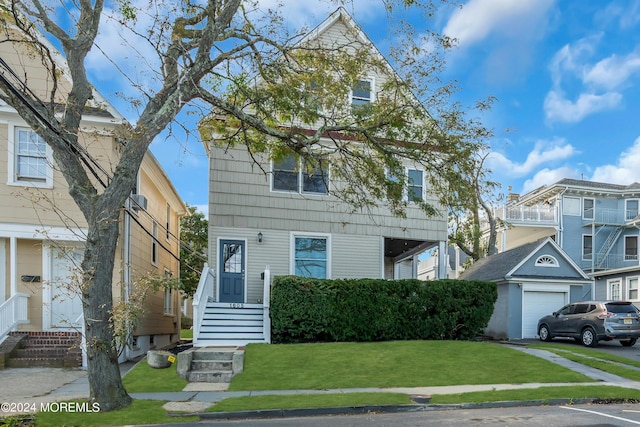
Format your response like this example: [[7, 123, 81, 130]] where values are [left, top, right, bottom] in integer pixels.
[[270, 276, 496, 344]]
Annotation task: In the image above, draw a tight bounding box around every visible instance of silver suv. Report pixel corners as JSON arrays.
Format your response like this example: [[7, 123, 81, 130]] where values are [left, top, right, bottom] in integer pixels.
[[537, 301, 640, 347]]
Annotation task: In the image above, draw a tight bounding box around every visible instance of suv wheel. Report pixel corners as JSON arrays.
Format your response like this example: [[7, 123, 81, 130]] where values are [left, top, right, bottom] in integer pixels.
[[621, 338, 637, 347], [538, 325, 552, 342], [581, 327, 598, 347]]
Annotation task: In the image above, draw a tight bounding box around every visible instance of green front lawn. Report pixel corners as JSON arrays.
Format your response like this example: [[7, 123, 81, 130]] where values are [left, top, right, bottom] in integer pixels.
[[122, 359, 187, 393], [35, 400, 199, 427], [229, 341, 592, 391]]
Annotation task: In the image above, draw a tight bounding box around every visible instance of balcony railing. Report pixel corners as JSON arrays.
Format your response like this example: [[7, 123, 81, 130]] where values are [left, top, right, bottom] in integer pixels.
[[581, 252, 640, 271], [493, 205, 558, 224]]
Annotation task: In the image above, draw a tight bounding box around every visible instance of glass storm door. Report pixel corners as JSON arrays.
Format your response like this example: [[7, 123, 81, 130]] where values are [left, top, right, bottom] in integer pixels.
[[219, 240, 245, 303]]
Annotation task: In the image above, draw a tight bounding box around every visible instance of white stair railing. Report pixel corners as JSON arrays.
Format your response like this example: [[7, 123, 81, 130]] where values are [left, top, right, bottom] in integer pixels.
[[74, 312, 87, 369], [262, 266, 271, 344], [0, 293, 30, 344], [192, 263, 215, 345]]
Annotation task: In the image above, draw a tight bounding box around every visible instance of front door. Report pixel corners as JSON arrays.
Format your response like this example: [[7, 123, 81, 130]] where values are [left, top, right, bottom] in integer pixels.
[[219, 240, 245, 303], [50, 247, 84, 329]]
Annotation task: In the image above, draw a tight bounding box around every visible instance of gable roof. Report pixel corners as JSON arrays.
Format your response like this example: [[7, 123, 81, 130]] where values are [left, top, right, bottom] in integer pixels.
[[459, 237, 591, 283]]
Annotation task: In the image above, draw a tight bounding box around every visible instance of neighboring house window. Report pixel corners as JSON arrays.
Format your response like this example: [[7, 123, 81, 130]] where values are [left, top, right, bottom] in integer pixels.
[[535, 255, 558, 267], [608, 280, 621, 300], [583, 198, 594, 220], [407, 169, 424, 202], [351, 79, 372, 106], [563, 196, 581, 216], [272, 154, 328, 195], [164, 269, 174, 315], [582, 235, 592, 260], [152, 221, 158, 265], [292, 234, 329, 279], [165, 203, 171, 241], [628, 277, 639, 300], [626, 200, 639, 221], [625, 236, 638, 261], [10, 126, 53, 187]]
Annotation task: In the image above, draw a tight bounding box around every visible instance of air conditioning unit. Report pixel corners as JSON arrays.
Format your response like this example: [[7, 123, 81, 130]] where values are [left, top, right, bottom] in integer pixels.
[[131, 194, 147, 211]]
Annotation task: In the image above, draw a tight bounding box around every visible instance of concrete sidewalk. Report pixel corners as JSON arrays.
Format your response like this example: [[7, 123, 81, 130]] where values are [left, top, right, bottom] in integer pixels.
[[2, 344, 640, 415]]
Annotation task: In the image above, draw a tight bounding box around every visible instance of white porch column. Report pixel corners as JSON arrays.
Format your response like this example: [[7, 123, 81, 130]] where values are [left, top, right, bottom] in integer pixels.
[[437, 240, 447, 279], [9, 236, 17, 297]]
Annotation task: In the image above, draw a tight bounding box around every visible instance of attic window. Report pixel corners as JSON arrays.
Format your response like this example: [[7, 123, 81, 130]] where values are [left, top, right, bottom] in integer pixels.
[[535, 255, 558, 267]]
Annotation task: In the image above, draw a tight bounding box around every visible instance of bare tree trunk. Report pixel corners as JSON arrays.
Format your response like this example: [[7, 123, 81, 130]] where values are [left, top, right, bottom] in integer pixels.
[[82, 208, 131, 411]]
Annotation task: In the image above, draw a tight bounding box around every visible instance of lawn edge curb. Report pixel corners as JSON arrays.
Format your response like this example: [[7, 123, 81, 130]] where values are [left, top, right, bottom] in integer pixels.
[[178, 398, 605, 420]]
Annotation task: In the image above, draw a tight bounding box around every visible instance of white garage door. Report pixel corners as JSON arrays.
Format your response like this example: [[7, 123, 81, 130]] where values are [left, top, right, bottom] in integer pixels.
[[522, 291, 567, 338]]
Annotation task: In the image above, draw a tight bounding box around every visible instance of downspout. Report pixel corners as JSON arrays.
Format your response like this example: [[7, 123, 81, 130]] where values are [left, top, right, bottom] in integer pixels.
[[557, 187, 568, 248]]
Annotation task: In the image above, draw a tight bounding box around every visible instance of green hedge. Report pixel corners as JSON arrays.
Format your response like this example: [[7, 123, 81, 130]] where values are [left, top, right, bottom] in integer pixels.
[[270, 276, 497, 343]]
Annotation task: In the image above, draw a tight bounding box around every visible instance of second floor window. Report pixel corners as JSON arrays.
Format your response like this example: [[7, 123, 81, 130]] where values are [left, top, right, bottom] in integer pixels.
[[351, 79, 372, 106], [152, 221, 158, 265], [272, 154, 328, 195], [625, 236, 638, 260], [583, 198, 594, 220], [582, 235, 592, 260], [388, 168, 425, 203], [407, 169, 424, 202], [11, 127, 53, 187], [626, 200, 639, 221]]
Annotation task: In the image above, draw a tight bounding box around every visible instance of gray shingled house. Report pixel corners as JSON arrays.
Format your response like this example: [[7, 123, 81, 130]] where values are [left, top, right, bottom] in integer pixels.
[[460, 238, 593, 340]]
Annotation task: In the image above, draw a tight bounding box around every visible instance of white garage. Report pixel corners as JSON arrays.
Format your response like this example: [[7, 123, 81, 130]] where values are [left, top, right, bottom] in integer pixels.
[[521, 287, 568, 338]]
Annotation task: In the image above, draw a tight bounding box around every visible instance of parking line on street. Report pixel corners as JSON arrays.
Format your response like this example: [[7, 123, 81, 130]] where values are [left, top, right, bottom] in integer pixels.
[[561, 406, 640, 424]]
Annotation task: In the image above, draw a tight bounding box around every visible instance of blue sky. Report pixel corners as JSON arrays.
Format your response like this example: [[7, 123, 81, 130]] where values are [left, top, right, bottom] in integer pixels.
[[84, 0, 640, 214]]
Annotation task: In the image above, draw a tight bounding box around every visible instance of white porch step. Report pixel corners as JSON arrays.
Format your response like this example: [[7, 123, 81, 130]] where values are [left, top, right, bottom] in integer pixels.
[[195, 303, 267, 347]]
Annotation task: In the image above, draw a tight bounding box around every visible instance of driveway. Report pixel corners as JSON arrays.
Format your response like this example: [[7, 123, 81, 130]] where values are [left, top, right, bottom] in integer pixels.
[[511, 338, 640, 363]]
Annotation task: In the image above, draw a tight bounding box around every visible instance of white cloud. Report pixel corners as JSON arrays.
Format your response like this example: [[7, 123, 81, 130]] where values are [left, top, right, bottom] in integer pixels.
[[443, 0, 555, 47], [590, 137, 640, 184], [543, 90, 622, 123], [521, 166, 578, 193], [487, 139, 576, 177], [545, 35, 640, 123], [583, 50, 640, 90], [548, 37, 599, 88]]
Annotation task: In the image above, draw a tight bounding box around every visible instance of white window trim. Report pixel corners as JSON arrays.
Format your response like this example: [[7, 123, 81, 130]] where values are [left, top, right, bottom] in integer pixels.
[[582, 234, 593, 261], [626, 199, 639, 221], [624, 235, 638, 261], [535, 254, 559, 267], [607, 279, 622, 301], [627, 276, 639, 302], [151, 221, 158, 266], [387, 167, 426, 203], [7, 123, 54, 188], [270, 156, 330, 195], [290, 232, 331, 279], [350, 77, 375, 105], [582, 197, 595, 220]]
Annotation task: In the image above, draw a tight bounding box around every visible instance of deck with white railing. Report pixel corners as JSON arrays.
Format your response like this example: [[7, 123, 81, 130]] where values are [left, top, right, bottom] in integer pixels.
[[493, 204, 558, 225]]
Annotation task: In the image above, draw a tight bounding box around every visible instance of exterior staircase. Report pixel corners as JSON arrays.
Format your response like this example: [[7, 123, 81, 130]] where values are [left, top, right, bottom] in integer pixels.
[[4, 331, 82, 368], [177, 347, 244, 383], [195, 302, 266, 347]]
